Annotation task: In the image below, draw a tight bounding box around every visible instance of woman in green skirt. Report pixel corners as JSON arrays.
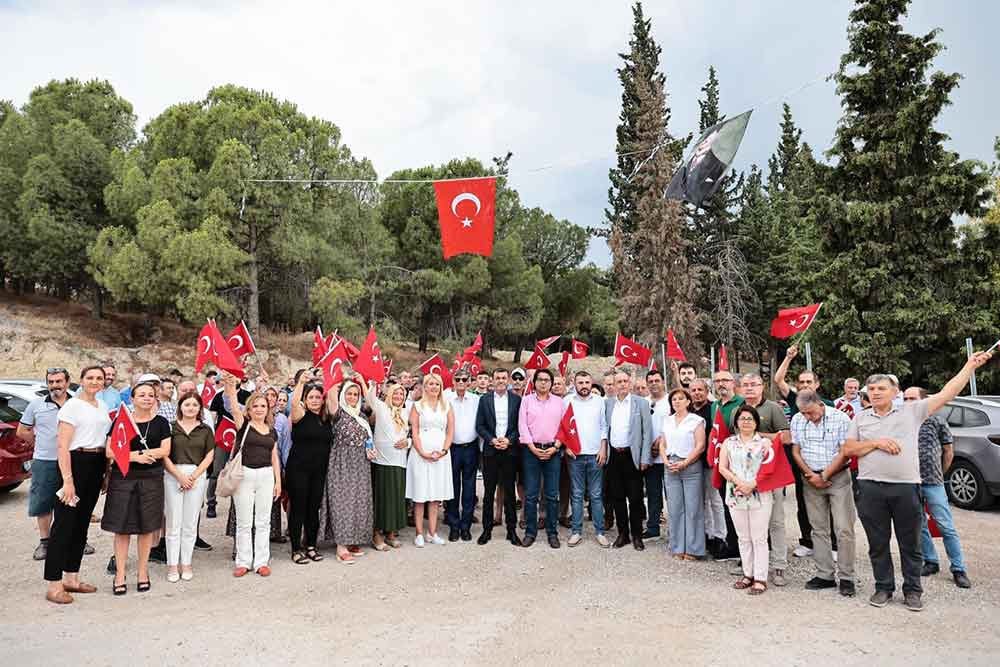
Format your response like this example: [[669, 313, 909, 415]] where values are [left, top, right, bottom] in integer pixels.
[[360, 376, 410, 550]]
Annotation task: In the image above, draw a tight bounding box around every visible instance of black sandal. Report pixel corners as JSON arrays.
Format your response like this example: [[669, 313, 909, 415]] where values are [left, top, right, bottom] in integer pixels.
[[292, 551, 310, 565], [137, 580, 151, 593], [113, 579, 127, 596], [305, 547, 324, 562]]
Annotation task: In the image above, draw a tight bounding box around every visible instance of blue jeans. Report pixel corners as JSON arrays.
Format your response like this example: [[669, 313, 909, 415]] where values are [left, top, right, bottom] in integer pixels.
[[523, 449, 561, 537], [446, 444, 479, 531], [569, 454, 604, 535], [920, 483, 966, 573]]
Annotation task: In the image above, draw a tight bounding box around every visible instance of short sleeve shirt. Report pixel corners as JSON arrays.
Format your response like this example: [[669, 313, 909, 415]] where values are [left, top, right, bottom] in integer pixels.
[[847, 399, 929, 483], [790, 405, 852, 470], [917, 415, 953, 486], [20, 395, 64, 460], [58, 397, 112, 451], [733, 399, 789, 435]]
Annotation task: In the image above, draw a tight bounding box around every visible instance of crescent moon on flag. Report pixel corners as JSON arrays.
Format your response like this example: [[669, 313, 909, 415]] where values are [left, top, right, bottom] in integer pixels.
[[429, 364, 442, 375], [451, 193, 481, 217], [789, 315, 809, 329], [761, 445, 776, 465], [229, 335, 243, 351], [223, 428, 236, 443], [199, 335, 212, 354], [618, 344, 633, 358], [116, 423, 126, 446]]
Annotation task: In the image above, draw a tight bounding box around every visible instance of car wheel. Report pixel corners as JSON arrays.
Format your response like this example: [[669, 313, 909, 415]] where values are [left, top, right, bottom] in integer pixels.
[[0, 481, 21, 494], [946, 460, 993, 510]]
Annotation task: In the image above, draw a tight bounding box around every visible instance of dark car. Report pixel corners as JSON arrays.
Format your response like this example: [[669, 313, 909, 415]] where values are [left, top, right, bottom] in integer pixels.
[[940, 396, 1000, 510], [0, 392, 34, 493]]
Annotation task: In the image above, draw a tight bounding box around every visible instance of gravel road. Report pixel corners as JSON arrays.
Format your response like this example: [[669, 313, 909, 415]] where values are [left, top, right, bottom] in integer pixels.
[[2, 482, 998, 666]]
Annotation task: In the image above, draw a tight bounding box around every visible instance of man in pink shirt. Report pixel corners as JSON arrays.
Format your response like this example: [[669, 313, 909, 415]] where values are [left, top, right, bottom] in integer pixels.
[[518, 369, 566, 548]]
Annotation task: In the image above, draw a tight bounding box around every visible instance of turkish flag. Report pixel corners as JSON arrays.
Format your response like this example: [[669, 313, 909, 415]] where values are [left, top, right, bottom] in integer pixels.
[[195, 321, 215, 373], [925, 503, 943, 538], [718, 344, 729, 371], [214, 416, 239, 453], [208, 320, 245, 379], [200, 381, 217, 406], [556, 404, 582, 455], [419, 353, 453, 389], [770, 303, 823, 339], [433, 177, 496, 259], [334, 336, 360, 362], [383, 357, 394, 378], [462, 331, 483, 360], [109, 404, 138, 476], [756, 435, 794, 492], [708, 406, 731, 490], [316, 342, 346, 395], [226, 320, 257, 357], [312, 326, 328, 366], [570, 338, 589, 360], [353, 328, 386, 384], [614, 333, 652, 367], [536, 335, 560, 351], [524, 346, 551, 370], [558, 351, 571, 377], [666, 328, 686, 361], [466, 355, 483, 376]]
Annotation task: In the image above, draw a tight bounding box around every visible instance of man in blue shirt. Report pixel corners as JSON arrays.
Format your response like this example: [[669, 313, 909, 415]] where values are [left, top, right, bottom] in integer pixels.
[[96, 362, 122, 411]]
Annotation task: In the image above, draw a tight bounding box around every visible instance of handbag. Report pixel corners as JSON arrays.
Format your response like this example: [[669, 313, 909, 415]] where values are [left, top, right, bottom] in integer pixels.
[[216, 424, 250, 498]]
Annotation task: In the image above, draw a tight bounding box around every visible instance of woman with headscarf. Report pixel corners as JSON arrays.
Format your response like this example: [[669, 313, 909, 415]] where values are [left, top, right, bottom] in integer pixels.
[[358, 376, 410, 551], [318, 373, 376, 563]]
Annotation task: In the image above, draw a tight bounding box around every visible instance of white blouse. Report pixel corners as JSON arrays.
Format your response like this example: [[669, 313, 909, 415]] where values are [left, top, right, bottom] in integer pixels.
[[661, 412, 705, 458], [367, 386, 411, 468]]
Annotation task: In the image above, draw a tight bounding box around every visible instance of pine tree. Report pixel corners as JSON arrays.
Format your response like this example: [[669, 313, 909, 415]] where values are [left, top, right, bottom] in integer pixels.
[[610, 6, 700, 357], [812, 0, 989, 382], [766, 104, 803, 195]]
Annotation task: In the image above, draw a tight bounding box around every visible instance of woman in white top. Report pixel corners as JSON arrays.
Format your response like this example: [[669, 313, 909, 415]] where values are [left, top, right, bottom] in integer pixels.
[[361, 378, 410, 551], [657, 388, 706, 560], [44, 365, 112, 605], [405, 373, 454, 547]]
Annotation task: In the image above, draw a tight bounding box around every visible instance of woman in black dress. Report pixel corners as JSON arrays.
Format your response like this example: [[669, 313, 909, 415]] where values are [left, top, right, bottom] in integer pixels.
[[102, 380, 171, 594], [286, 372, 333, 564]]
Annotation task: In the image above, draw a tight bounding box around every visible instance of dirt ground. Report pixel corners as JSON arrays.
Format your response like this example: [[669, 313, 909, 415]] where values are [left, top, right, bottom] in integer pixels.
[[1, 481, 999, 666]]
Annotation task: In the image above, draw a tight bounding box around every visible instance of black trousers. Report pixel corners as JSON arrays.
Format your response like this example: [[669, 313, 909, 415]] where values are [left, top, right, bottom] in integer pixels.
[[857, 480, 923, 594], [45, 451, 105, 582], [607, 448, 644, 539], [285, 456, 328, 551], [482, 450, 518, 533]]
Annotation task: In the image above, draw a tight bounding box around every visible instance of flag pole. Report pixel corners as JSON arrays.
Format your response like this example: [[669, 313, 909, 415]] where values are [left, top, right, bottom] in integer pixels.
[[967, 337, 978, 397]]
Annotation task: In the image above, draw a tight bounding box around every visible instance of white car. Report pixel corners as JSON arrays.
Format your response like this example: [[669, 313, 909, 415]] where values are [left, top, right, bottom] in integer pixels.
[[0, 379, 79, 412]]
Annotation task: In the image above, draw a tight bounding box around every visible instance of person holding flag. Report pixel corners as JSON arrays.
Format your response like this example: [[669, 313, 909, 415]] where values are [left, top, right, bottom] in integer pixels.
[[562, 371, 609, 548], [658, 388, 707, 561], [102, 378, 171, 595], [361, 377, 411, 551], [43, 366, 112, 605], [717, 404, 774, 595]]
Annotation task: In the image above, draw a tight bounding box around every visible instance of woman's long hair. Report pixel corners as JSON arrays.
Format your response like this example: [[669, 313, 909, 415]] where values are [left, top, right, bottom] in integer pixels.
[[418, 373, 450, 414], [244, 391, 275, 427]]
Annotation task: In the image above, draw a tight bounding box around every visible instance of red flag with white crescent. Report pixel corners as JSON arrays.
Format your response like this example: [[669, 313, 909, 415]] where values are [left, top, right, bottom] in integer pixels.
[[433, 177, 496, 259], [524, 346, 551, 370], [755, 434, 794, 492], [536, 335, 560, 351], [226, 320, 257, 357], [613, 333, 653, 367], [208, 320, 245, 379], [214, 415, 238, 453], [558, 351, 571, 377], [200, 381, 217, 406], [312, 326, 328, 366], [353, 327, 385, 384], [109, 404, 138, 476], [462, 330, 483, 361], [195, 321, 215, 373], [769, 303, 823, 339], [316, 342, 346, 395], [708, 406, 731, 490], [419, 353, 453, 389], [570, 338, 589, 360], [666, 328, 686, 361], [556, 404, 581, 455]]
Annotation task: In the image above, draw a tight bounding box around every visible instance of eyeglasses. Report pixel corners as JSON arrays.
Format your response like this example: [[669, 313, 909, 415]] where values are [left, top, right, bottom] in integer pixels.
[[454, 377, 469, 383], [736, 415, 756, 422]]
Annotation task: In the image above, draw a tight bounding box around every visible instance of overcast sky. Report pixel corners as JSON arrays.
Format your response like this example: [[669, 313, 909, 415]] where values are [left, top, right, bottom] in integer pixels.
[[2, 1, 996, 265]]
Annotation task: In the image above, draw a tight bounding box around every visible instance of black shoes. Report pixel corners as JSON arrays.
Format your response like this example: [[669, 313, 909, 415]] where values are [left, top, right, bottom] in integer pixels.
[[521, 535, 536, 548], [460, 529, 472, 542], [149, 543, 167, 564], [869, 590, 892, 608], [953, 571, 972, 588], [921, 561, 940, 576], [449, 528, 460, 542], [106, 555, 117, 575], [507, 531, 523, 547], [548, 535, 561, 549], [194, 536, 213, 551], [839, 580, 856, 597], [632, 536, 645, 551], [477, 531, 491, 545], [805, 577, 837, 590], [903, 591, 923, 612], [206, 505, 217, 519]]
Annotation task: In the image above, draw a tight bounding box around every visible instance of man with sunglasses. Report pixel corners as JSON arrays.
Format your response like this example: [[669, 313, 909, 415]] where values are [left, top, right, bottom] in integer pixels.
[[446, 371, 480, 542]]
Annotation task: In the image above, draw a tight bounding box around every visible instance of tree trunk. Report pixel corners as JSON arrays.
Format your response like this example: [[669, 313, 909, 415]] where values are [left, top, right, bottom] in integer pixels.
[[246, 257, 260, 334], [143, 314, 153, 342], [92, 284, 104, 320], [368, 288, 376, 330]]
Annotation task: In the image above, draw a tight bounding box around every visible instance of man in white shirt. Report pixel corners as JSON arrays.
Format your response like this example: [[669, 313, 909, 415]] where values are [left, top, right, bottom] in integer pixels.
[[643, 369, 670, 541], [562, 371, 609, 547], [446, 371, 480, 542]]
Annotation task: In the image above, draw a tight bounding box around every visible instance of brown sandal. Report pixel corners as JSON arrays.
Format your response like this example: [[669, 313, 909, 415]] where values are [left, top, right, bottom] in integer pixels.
[[63, 582, 97, 594], [749, 580, 768, 595], [46, 589, 74, 604], [733, 576, 753, 590]]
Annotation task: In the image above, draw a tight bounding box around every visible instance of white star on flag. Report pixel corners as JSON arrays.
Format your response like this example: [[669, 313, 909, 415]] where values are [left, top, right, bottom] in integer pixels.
[[461, 218, 472, 228]]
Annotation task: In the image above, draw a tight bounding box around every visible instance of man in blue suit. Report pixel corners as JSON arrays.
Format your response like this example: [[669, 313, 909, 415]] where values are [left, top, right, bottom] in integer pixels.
[[475, 368, 523, 546], [605, 371, 653, 550]]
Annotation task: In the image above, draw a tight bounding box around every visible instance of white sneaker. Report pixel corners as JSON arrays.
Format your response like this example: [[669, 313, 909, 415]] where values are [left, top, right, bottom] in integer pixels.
[[568, 534, 582, 547], [430, 534, 447, 545], [833, 550, 839, 562], [793, 545, 814, 558], [596, 534, 611, 548], [180, 570, 193, 581], [167, 570, 180, 583], [414, 534, 425, 548]]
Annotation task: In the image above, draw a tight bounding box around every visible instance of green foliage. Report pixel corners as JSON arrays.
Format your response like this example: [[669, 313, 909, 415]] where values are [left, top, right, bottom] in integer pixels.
[[310, 276, 367, 339]]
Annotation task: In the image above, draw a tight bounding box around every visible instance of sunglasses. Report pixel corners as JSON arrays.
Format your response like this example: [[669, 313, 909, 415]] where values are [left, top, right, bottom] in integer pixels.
[[454, 377, 470, 383]]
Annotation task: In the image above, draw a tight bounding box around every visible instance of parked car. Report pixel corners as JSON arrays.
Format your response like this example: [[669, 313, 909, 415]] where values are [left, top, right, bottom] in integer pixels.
[[0, 392, 33, 493], [0, 379, 79, 408], [940, 396, 1000, 510]]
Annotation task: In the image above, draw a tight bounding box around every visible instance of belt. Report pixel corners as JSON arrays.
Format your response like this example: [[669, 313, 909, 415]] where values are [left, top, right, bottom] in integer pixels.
[[612, 446, 630, 453], [452, 440, 478, 447], [812, 466, 849, 477], [75, 447, 105, 453], [534, 442, 555, 450]]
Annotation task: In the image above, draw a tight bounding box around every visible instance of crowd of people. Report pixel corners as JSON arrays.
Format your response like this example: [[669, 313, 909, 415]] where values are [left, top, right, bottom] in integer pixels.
[[18, 345, 991, 611]]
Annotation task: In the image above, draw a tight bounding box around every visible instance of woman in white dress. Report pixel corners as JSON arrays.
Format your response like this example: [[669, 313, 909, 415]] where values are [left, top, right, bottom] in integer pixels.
[[405, 373, 454, 547]]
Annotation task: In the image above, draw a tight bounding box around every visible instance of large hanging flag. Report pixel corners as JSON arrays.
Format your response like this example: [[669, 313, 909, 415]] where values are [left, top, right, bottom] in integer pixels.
[[666, 109, 752, 207], [556, 404, 582, 455], [756, 435, 794, 492], [109, 404, 138, 476], [214, 415, 238, 453], [570, 338, 589, 360], [666, 328, 686, 361], [226, 320, 257, 357], [433, 177, 496, 259], [353, 327, 386, 384], [708, 407, 731, 490], [419, 353, 453, 389], [613, 333, 653, 368], [770, 303, 823, 339]]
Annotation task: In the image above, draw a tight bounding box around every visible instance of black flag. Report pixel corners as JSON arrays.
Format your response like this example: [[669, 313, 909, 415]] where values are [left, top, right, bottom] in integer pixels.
[[666, 110, 752, 207]]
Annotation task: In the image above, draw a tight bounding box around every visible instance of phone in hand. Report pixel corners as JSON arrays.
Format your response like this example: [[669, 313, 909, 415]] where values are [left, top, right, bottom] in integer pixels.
[[56, 487, 78, 507]]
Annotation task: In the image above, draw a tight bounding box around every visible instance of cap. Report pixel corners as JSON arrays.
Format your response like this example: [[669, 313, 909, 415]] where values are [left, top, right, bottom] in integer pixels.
[[136, 373, 161, 385], [511, 367, 526, 380]]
